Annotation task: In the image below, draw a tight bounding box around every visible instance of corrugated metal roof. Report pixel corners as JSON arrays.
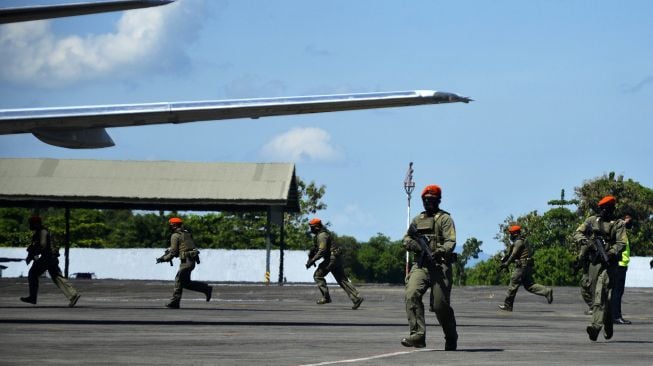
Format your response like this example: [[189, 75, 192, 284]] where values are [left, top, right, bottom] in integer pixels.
[[0, 158, 299, 212]]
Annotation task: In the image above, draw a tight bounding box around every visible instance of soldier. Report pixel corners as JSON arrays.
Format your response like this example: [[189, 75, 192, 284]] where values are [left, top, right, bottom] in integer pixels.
[[498, 225, 553, 312], [157, 217, 212, 309], [305, 218, 363, 309], [20, 216, 81, 307], [611, 215, 632, 324], [573, 195, 627, 341], [401, 184, 457, 351]]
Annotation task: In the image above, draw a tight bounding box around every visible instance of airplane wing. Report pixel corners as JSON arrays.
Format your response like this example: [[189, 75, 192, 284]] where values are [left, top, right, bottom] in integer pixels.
[[0, 90, 471, 149], [0, 0, 174, 24]]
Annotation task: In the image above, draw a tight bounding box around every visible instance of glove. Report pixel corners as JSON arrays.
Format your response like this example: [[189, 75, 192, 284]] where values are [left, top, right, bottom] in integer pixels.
[[156, 257, 164, 264], [499, 262, 508, 269], [430, 247, 447, 262], [305, 262, 311, 269]]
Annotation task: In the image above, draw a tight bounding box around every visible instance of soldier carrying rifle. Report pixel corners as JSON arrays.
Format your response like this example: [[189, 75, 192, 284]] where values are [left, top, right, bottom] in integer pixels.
[[20, 216, 80, 307], [157, 217, 212, 309], [401, 184, 458, 351], [497, 225, 553, 312], [305, 218, 363, 309], [573, 195, 628, 341]]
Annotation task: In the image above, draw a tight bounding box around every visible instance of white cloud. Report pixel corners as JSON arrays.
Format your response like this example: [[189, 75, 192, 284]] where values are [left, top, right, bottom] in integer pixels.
[[0, 0, 207, 87], [260, 127, 342, 162]]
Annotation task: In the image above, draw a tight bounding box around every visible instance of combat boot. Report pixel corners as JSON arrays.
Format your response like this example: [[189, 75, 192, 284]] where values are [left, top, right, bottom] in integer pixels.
[[165, 301, 180, 309], [316, 297, 332, 305], [603, 321, 613, 340], [546, 289, 553, 304], [205, 286, 213, 302], [498, 304, 512, 312], [586, 326, 600, 341], [20, 296, 36, 305], [68, 294, 81, 308], [351, 297, 364, 310], [445, 336, 458, 351], [401, 337, 426, 348]]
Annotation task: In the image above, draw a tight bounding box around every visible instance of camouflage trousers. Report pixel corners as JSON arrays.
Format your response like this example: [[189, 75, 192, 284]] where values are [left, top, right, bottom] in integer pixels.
[[588, 263, 614, 334], [313, 258, 361, 303], [28, 257, 78, 301], [579, 262, 600, 309], [503, 265, 551, 308], [404, 263, 457, 343], [170, 260, 210, 304]]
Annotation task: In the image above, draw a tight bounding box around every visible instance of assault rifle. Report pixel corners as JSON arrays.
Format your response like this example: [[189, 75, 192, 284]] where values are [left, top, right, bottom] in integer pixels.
[[305, 247, 318, 269], [592, 236, 610, 265], [156, 249, 174, 266], [407, 224, 435, 268]]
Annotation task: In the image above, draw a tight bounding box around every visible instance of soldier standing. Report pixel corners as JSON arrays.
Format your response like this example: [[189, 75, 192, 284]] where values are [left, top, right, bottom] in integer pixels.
[[401, 184, 458, 351], [20, 216, 81, 307], [305, 218, 363, 309], [157, 217, 212, 309], [611, 215, 632, 324], [498, 225, 553, 311], [573, 195, 627, 341]]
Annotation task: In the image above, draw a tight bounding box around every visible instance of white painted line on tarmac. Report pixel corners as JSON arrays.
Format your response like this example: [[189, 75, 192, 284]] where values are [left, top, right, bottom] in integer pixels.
[[297, 348, 433, 366]]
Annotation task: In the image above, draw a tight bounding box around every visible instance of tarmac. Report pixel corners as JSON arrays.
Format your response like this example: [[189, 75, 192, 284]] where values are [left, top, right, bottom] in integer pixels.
[[0, 278, 652, 365]]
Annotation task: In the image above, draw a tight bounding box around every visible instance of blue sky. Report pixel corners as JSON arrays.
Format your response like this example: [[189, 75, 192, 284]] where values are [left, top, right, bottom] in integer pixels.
[[1, 0, 652, 255]]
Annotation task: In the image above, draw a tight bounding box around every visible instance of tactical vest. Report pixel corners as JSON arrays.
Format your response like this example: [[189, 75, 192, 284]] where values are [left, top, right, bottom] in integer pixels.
[[586, 216, 619, 244], [175, 229, 198, 261], [31, 228, 59, 257], [314, 229, 341, 257], [414, 210, 448, 251], [509, 238, 532, 266]]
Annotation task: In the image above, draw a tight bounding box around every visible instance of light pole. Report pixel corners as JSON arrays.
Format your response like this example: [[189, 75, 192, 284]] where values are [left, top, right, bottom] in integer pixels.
[[403, 162, 415, 277]]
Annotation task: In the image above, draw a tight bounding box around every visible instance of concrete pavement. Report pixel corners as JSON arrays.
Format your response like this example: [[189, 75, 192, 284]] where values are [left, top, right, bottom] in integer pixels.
[[1, 278, 652, 365]]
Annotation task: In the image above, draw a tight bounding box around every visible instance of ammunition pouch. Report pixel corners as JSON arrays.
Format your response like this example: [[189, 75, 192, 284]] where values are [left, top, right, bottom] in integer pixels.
[[184, 249, 201, 264], [515, 258, 533, 268]]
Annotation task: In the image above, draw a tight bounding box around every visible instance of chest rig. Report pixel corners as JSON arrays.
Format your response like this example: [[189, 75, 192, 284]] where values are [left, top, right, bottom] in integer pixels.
[[414, 211, 445, 251]]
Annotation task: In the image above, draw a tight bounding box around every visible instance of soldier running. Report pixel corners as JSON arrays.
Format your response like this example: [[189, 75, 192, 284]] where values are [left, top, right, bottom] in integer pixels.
[[157, 217, 212, 309], [573, 195, 627, 341], [20, 216, 81, 307], [305, 218, 363, 309], [498, 225, 553, 311], [401, 184, 458, 351]]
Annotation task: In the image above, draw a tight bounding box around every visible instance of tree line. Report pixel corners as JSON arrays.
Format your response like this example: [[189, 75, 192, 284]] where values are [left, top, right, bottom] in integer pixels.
[[1, 173, 651, 285]]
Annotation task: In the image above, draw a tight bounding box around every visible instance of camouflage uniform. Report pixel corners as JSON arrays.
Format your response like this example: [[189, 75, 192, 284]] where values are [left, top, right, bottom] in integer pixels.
[[573, 215, 627, 340], [23, 226, 80, 306], [402, 210, 457, 350], [306, 227, 362, 308], [500, 236, 552, 310], [161, 226, 211, 308]]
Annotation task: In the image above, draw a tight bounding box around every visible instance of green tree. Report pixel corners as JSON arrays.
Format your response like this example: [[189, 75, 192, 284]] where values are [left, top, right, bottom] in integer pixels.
[[453, 237, 483, 286], [354, 233, 404, 284], [0, 208, 32, 247], [466, 254, 508, 285]]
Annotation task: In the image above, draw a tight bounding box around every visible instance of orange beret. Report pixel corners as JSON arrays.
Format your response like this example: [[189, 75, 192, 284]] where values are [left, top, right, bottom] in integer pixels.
[[508, 225, 521, 234], [421, 184, 442, 198], [168, 217, 183, 225], [309, 218, 322, 226], [28, 216, 42, 224], [598, 195, 616, 207]]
